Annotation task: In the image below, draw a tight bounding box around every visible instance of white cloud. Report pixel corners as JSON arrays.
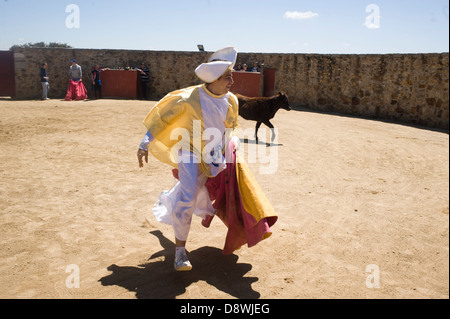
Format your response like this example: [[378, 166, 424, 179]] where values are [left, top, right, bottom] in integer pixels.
[[283, 11, 319, 20]]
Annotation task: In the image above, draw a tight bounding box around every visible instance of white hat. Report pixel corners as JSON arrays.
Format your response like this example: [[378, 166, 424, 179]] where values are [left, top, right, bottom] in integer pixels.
[[208, 46, 237, 68], [195, 46, 238, 83]]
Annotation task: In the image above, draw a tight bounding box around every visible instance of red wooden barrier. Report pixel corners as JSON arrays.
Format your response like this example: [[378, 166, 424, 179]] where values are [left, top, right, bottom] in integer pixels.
[[230, 68, 276, 97], [101, 70, 139, 98], [0, 51, 15, 97], [263, 68, 276, 97], [230, 71, 261, 97]]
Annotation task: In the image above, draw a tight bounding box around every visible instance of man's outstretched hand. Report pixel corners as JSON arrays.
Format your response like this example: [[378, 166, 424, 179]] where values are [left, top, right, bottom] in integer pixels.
[[137, 149, 148, 168]]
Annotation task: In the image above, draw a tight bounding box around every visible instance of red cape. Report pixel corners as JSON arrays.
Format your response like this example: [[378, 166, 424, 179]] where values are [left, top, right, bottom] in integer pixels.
[[65, 80, 87, 101], [173, 142, 277, 255]]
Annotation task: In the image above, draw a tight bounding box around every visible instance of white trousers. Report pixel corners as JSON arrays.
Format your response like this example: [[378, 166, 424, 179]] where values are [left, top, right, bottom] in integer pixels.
[[41, 82, 49, 99], [153, 152, 215, 241]]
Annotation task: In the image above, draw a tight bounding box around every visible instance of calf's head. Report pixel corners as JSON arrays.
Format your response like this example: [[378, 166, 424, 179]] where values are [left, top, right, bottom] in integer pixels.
[[275, 91, 291, 111]]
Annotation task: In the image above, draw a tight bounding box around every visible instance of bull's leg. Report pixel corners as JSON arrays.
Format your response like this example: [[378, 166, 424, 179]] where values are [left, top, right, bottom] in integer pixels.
[[255, 121, 262, 143], [263, 120, 276, 142]]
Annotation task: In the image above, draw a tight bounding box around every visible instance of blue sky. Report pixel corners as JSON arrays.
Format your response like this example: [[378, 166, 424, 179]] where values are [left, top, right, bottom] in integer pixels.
[[0, 0, 448, 53]]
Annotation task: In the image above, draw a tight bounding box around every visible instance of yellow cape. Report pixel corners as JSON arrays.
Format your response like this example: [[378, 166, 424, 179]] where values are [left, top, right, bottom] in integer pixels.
[[142, 84, 239, 177], [236, 153, 277, 223]]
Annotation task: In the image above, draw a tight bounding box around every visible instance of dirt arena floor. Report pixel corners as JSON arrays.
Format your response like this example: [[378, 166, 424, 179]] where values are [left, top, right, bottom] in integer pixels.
[[0, 98, 448, 299]]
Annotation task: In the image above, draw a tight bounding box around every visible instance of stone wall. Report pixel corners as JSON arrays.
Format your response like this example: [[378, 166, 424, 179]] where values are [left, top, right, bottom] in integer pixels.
[[12, 48, 209, 102], [11, 48, 449, 130]]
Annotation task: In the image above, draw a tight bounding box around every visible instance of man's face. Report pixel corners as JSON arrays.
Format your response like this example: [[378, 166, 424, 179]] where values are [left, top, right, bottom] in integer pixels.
[[216, 70, 234, 93]]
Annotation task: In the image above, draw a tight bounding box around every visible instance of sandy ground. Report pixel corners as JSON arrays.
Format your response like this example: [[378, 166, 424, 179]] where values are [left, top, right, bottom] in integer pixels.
[[0, 98, 448, 299]]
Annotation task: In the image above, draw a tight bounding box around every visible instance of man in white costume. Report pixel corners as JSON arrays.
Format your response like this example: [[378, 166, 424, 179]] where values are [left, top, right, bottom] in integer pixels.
[[138, 47, 240, 271], [137, 47, 277, 271]]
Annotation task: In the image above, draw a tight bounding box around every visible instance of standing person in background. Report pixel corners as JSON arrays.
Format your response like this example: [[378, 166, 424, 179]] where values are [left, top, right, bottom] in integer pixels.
[[136, 62, 150, 100], [91, 64, 102, 99], [65, 59, 88, 101], [69, 59, 82, 81], [40, 62, 49, 100], [251, 62, 260, 72], [234, 63, 244, 71]]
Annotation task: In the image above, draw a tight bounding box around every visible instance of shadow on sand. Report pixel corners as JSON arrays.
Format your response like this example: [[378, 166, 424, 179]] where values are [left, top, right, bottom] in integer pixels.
[[241, 138, 283, 147], [99, 230, 260, 299]]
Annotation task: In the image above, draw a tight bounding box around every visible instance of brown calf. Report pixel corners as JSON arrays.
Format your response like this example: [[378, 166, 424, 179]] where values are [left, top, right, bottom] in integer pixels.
[[236, 92, 291, 143]]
